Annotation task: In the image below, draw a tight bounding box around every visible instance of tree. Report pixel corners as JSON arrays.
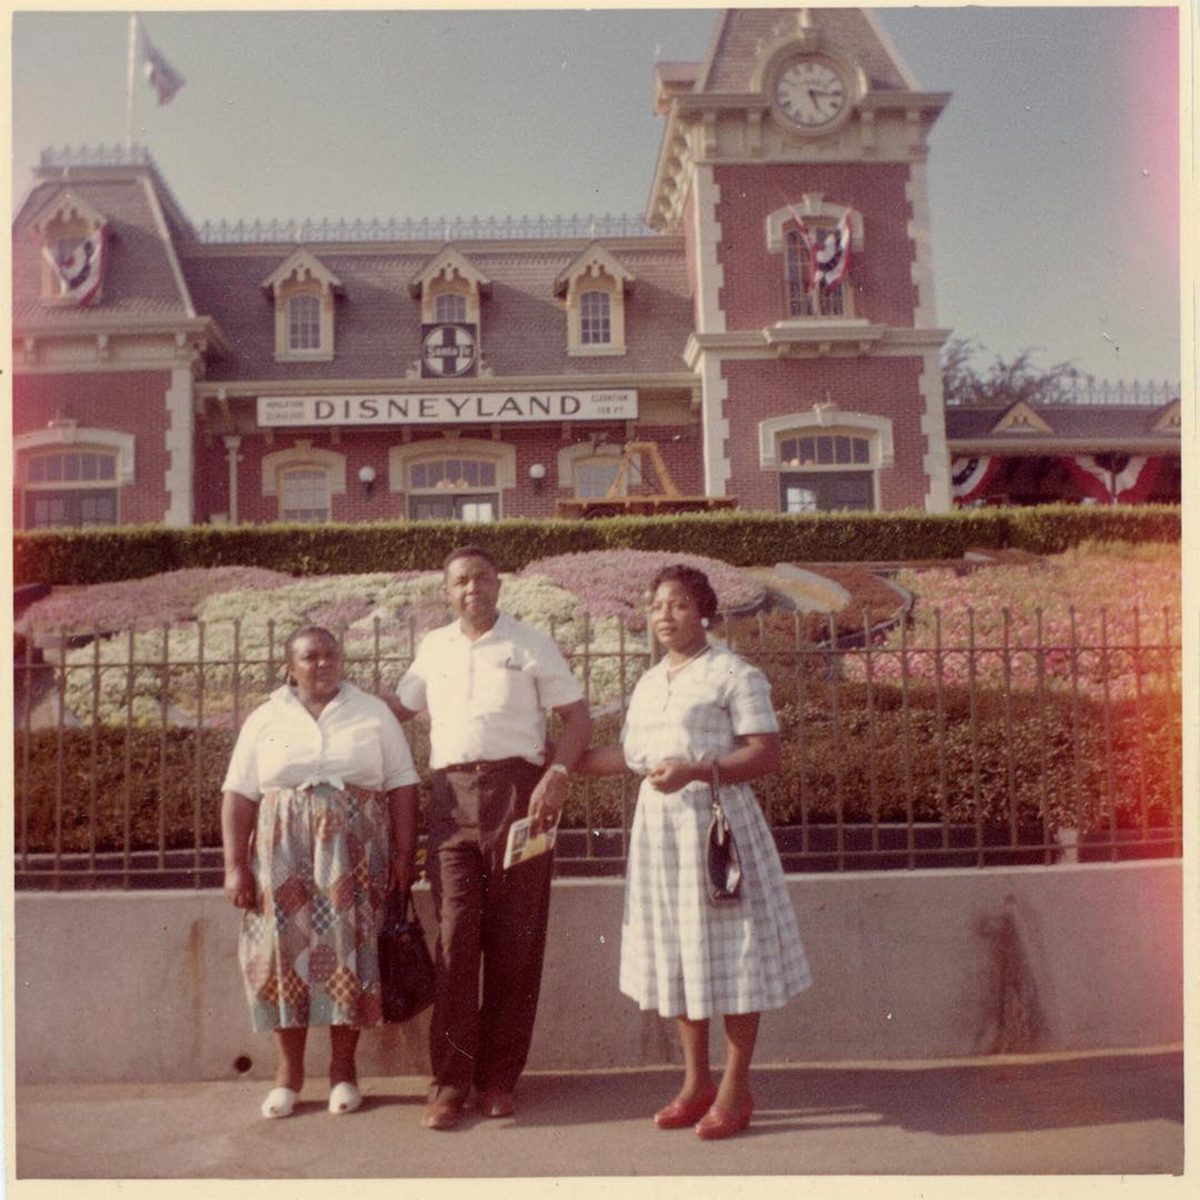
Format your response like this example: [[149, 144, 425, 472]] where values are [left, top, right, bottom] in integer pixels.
[[941, 337, 1082, 407]]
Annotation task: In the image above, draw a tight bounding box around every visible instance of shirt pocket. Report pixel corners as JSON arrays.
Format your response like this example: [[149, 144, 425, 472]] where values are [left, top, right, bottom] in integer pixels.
[[471, 658, 537, 713]]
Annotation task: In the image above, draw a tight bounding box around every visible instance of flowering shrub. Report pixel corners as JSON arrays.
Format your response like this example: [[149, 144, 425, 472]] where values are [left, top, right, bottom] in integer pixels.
[[522, 549, 764, 630], [21, 567, 294, 633], [839, 544, 1180, 697]]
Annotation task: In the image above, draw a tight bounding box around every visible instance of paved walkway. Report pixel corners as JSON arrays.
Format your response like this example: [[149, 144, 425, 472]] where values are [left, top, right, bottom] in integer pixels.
[[11, 1050, 1184, 1184]]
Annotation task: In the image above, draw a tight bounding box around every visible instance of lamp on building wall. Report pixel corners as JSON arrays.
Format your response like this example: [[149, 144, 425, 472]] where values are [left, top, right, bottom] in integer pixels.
[[358, 464, 377, 498], [529, 462, 547, 494]]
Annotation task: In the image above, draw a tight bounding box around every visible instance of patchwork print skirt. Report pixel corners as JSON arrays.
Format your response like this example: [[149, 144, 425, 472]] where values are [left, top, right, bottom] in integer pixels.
[[238, 783, 390, 1032]]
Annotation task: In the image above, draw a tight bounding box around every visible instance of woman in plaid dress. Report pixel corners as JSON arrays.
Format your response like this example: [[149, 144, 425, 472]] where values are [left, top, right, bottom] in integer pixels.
[[222, 626, 420, 1120], [578, 565, 811, 1139]]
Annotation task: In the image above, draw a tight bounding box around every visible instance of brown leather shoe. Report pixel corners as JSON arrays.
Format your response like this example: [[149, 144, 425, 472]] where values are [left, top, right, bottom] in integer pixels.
[[478, 1088, 515, 1119], [422, 1098, 463, 1131]]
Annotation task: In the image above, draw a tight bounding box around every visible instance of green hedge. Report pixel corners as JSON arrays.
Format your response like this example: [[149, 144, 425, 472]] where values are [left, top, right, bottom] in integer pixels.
[[14, 683, 1179, 854], [13, 504, 1181, 586]]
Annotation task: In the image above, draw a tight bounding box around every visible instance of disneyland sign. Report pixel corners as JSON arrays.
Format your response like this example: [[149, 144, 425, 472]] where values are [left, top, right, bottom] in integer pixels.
[[257, 390, 638, 427]]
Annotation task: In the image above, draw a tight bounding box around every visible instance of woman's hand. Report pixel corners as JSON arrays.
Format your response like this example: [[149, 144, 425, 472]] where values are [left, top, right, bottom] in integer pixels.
[[646, 759, 704, 793], [224, 863, 256, 910]]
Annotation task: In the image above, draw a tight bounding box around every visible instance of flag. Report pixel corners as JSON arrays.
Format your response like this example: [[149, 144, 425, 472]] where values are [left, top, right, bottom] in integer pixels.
[[142, 25, 185, 105], [32, 228, 106, 306], [813, 210, 852, 290], [786, 203, 817, 291]]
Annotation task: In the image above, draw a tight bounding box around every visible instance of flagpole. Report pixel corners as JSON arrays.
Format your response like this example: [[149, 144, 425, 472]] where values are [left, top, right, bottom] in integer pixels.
[[124, 13, 138, 151]]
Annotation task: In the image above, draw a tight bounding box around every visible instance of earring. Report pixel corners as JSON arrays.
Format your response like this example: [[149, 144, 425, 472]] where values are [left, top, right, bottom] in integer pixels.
[[700, 618, 710, 629]]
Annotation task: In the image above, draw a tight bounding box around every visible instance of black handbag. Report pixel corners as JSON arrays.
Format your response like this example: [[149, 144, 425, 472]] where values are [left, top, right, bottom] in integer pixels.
[[705, 762, 742, 905], [378, 889, 437, 1024]]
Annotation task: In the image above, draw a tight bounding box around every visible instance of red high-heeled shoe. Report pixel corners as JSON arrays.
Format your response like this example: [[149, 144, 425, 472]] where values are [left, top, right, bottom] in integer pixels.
[[694, 1095, 754, 1140], [654, 1084, 719, 1129]]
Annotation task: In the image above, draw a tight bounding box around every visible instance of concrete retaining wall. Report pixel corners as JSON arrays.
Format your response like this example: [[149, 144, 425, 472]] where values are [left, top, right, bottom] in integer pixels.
[[13, 862, 1182, 1084]]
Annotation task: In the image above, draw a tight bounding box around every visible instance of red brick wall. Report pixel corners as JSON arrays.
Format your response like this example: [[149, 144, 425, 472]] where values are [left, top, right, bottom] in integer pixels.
[[721, 356, 930, 511], [13, 371, 173, 527], [712, 163, 918, 330], [227, 422, 704, 525]]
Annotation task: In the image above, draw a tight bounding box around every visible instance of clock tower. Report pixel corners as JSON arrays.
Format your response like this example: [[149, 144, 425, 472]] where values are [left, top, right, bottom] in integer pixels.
[[648, 7, 952, 513]]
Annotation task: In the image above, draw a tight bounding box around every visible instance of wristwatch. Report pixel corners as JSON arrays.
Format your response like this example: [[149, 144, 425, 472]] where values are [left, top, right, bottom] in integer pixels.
[[547, 762, 569, 777]]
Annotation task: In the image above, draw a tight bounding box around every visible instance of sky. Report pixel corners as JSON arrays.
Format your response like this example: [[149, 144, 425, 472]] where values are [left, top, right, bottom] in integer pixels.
[[7, 2, 1185, 386]]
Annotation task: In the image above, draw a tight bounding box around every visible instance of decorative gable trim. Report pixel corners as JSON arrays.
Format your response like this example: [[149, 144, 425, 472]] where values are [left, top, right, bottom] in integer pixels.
[[260, 249, 343, 295], [991, 401, 1054, 435], [410, 247, 492, 298], [555, 243, 635, 357], [554, 244, 635, 298], [1150, 398, 1181, 433], [261, 250, 341, 363], [409, 246, 491, 327], [31, 189, 107, 241]]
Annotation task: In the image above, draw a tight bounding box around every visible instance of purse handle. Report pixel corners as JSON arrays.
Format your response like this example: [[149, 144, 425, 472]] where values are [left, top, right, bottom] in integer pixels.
[[709, 760, 722, 808]]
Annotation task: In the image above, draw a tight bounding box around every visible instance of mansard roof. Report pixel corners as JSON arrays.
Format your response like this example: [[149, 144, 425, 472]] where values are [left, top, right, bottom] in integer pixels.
[[182, 237, 690, 383], [12, 171, 196, 323], [698, 7, 917, 95]]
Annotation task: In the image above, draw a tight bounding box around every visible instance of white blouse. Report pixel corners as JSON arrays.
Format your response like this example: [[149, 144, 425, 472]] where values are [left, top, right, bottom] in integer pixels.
[[222, 682, 419, 800], [621, 642, 778, 776]]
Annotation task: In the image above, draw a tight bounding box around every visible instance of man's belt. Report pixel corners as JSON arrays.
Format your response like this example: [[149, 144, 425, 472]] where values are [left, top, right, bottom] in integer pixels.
[[442, 757, 531, 774]]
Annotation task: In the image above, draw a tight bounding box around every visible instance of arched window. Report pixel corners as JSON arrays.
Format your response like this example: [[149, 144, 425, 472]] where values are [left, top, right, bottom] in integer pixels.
[[287, 294, 322, 351], [407, 456, 499, 522], [580, 290, 612, 345], [785, 226, 847, 318], [22, 447, 119, 528], [434, 292, 468, 323], [279, 466, 331, 522]]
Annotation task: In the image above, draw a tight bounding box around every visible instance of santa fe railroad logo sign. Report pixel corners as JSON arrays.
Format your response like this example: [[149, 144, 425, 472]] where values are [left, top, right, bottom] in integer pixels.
[[421, 323, 478, 378]]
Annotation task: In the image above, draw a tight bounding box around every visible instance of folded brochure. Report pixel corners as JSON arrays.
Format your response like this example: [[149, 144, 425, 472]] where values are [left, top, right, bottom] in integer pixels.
[[503, 815, 557, 869]]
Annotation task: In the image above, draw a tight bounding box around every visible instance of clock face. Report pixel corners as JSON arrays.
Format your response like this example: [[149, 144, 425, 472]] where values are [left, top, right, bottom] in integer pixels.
[[773, 58, 849, 129]]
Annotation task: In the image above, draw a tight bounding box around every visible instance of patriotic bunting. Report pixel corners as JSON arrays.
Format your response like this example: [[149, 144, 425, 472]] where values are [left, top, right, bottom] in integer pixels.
[[32, 228, 106, 306], [786, 204, 853, 293]]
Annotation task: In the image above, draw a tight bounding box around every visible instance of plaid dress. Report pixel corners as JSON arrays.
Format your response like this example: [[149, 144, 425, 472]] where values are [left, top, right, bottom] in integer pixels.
[[620, 644, 812, 1019]]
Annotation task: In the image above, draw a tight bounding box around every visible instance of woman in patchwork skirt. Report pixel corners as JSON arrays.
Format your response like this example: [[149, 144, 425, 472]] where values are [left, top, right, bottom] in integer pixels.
[[577, 565, 811, 1140], [221, 626, 419, 1119]]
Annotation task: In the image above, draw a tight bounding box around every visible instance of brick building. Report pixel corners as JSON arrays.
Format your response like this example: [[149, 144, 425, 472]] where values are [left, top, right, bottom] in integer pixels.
[[10, 8, 1178, 531]]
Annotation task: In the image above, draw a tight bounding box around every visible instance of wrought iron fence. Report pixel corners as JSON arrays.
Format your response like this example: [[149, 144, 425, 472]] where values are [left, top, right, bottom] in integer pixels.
[[12, 607, 1182, 890]]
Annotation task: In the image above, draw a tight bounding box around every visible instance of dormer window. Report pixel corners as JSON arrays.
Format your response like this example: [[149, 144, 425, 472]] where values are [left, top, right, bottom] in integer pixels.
[[412, 247, 490, 327], [555, 244, 634, 355], [31, 190, 108, 307], [262, 250, 342, 363], [580, 290, 612, 345], [288, 293, 322, 351], [435, 292, 468, 323]]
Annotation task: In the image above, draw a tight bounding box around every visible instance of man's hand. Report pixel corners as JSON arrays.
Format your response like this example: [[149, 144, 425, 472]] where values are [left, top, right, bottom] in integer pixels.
[[528, 769, 568, 835], [389, 853, 417, 896]]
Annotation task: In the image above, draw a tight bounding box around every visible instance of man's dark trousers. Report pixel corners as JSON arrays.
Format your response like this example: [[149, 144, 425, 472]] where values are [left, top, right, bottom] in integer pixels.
[[426, 759, 553, 1104]]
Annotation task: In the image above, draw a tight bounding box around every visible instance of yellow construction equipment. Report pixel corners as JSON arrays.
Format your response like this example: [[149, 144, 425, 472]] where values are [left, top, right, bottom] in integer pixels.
[[555, 441, 737, 519]]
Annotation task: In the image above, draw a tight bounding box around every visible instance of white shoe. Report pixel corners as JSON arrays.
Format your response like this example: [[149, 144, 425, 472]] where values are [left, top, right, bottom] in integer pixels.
[[261, 1086, 298, 1119], [328, 1081, 362, 1115]]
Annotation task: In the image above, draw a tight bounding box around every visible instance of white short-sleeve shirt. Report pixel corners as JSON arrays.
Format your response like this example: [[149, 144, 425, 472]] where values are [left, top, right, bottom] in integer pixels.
[[397, 612, 584, 769], [621, 642, 778, 774], [222, 681, 419, 799]]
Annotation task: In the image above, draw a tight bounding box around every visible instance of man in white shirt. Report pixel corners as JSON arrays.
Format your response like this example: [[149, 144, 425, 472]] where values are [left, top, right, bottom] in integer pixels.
[[388, 546, 591, 1130]]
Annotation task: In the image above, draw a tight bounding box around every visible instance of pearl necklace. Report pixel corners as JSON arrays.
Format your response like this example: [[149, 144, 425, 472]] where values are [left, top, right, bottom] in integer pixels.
[[665, 643, 710, 678]]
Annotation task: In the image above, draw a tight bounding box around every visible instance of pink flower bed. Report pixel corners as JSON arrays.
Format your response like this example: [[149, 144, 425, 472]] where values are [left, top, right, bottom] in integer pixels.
[[21, 567, 295, 633], [522, 549, 765, 630]]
